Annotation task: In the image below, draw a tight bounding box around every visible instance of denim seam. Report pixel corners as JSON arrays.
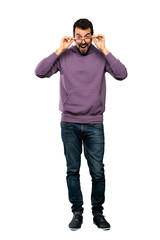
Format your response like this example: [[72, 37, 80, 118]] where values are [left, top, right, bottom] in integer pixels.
[[84, 142, 97, 171]]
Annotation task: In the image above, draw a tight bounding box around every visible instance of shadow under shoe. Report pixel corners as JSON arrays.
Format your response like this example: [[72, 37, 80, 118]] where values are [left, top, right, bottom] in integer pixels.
[[69, 212, 83, 230]]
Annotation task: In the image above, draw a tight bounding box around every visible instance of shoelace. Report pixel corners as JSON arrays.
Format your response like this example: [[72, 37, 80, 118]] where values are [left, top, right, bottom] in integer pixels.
[[94, 213, 105, 222], [74, 213, 82, 221]]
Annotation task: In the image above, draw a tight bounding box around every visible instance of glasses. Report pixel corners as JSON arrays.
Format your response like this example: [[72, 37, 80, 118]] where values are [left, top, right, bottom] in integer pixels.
[[75, 35, 92, 42]]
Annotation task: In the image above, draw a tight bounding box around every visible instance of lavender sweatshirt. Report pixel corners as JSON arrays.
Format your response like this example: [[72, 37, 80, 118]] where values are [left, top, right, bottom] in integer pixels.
[[35, 44, 127, 123]]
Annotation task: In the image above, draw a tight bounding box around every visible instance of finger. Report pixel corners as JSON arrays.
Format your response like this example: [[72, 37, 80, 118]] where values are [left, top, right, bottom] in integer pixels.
[[64, 36, 73, 42], [93, 34, 104, 38], [69, 39, 75, 43], [92, 37, 97, 42], [64, 37, 70, 42], [69, 37, 75, 43], [92, 35, 98, 38], [92, 36, 99, 42], [70, 37, 76, 41]]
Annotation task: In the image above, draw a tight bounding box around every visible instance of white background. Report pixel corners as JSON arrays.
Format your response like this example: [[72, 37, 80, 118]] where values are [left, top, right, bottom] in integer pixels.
[[0, 0, 160, 239]]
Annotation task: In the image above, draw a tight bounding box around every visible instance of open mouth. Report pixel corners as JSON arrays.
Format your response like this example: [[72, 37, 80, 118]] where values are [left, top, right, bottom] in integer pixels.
[[79, 44, 87, 50]]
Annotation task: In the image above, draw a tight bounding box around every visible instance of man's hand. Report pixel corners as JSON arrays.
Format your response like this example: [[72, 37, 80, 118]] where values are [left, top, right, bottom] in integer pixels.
[[92, 34, 110, 56], [55, 36, 75, 56]]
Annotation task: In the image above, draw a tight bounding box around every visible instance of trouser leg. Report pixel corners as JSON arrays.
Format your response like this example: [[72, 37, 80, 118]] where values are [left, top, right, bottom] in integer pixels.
[[61, 122, 84, 213], [83, 123, 105, 214]]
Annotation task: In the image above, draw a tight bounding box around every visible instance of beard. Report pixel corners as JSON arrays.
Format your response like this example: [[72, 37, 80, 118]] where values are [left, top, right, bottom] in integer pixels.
[[77, 43, 91, 55]]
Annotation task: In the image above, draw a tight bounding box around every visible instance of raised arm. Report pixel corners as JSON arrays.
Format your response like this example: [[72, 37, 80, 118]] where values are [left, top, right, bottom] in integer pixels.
[[35, 36, 75, 78], [92, 34, 127, 80]]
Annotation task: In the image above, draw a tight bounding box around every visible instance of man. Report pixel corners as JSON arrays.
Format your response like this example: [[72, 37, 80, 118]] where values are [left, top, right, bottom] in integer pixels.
[[35, 18, 127, 230]]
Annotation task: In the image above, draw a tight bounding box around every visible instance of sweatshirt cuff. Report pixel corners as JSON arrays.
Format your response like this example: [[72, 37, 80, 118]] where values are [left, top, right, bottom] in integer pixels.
[[105, 52, 118, 66], [45, 52, 59, 66]]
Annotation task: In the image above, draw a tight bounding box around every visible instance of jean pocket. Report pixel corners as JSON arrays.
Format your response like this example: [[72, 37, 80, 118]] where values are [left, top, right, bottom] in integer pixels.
[[92, 123, 104, 129], [60, 121, 71, 128]]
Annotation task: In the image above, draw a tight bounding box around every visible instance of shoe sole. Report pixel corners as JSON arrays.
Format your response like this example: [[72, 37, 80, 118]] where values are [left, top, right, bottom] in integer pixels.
[[69, 227, 81, 231], [93, 221, 110, 230]]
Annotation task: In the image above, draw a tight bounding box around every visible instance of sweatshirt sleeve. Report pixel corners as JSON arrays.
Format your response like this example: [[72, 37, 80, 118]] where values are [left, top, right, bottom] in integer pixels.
[[105, 53, 127, 80], [35, 52, 60, 78]]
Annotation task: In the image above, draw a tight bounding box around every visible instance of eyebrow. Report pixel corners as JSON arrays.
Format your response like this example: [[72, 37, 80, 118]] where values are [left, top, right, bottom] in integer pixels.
[[75, 33, 91, 37]]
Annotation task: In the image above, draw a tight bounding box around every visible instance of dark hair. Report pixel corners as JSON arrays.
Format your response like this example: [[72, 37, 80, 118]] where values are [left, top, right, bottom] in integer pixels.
[[73, 18, 94, 36]]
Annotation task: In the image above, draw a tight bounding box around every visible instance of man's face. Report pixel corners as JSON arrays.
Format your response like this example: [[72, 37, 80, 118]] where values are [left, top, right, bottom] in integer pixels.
[[74, 27, 92, 55]]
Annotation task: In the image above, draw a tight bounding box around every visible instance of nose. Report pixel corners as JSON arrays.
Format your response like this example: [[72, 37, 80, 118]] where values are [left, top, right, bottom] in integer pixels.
[[81, 39, 85, 43]]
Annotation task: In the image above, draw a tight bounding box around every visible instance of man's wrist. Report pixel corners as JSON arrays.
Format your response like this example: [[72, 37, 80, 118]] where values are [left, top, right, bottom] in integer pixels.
[[101, 47, 110, 56], [55, 47, 65, 56]]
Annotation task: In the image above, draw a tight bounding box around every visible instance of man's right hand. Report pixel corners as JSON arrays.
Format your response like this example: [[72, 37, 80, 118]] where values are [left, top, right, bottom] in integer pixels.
[[55, 36, 75, 56]]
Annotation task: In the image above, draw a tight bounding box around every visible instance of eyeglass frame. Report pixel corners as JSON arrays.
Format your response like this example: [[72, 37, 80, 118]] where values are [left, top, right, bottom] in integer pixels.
[[74, 33, 92, 42]]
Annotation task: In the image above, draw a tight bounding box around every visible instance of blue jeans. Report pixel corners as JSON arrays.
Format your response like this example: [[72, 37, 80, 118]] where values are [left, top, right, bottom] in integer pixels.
[[61, 121, 105, 214]]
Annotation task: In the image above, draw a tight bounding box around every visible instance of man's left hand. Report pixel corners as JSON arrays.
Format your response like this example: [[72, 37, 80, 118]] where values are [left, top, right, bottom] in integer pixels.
[[92, 34, 110, 56]]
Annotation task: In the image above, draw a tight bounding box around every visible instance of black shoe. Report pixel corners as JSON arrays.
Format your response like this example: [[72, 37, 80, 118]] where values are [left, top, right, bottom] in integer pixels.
[[93, 213, 110, 230], [69, 212, 83, 230]]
